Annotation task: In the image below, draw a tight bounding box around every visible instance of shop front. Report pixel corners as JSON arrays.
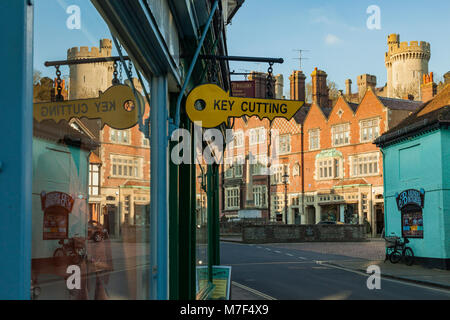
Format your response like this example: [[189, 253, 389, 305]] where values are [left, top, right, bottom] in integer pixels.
[[375, 85, 450, 269], [0, 0, 239, 300]]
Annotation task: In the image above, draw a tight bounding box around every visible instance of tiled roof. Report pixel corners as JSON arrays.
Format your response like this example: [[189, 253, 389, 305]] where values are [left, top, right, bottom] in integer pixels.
[[377, 96, 423, 111], [375, 85, 450, 146]]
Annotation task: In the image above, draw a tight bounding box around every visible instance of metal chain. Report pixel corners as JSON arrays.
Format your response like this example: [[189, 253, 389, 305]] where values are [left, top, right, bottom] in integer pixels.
[[112, 62, 120, 86], [266, 62, 274, 99], [119, 61, 123, 84], [55, 65, 64, 102]]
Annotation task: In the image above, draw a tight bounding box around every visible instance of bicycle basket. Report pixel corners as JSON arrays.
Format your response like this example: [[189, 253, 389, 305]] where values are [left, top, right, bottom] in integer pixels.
[[384, 236, 399, 248]]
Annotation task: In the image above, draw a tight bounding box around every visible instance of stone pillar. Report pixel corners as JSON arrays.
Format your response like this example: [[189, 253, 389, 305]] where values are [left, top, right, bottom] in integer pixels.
[[339, 204, 345, 223], [314, 203, 321, 224]]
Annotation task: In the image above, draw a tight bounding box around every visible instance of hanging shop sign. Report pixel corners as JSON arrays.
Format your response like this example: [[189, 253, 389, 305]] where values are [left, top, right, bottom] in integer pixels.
[[33, 85, 143, 130], [395, 189, 425, 211], [186, 84, 304, 128], [41, 191, 75, 240], [395, 189, 425, 239]]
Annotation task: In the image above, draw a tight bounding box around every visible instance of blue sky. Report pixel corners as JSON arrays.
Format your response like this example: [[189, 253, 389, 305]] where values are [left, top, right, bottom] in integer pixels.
[[34, 0, 450, 98], [226, 0, 450, 97]]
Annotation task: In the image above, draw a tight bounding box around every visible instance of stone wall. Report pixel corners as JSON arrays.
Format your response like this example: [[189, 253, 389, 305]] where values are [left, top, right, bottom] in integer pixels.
[[242, 224, 366, 243]]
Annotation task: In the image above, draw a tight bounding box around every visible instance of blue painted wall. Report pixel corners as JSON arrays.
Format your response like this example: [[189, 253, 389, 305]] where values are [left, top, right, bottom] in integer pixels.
[[382, 128, 449, 260]]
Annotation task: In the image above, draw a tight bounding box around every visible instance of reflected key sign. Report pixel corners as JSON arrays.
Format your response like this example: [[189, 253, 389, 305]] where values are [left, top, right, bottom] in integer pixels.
[[186, 84, 304, 128], [34, 85, 143, 130]]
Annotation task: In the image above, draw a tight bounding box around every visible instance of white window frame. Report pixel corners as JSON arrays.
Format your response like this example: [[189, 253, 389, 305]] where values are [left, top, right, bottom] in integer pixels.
[[278, 134, 291, 155], [234, 156, 244, 178], [111, 155, 142, 179], [251, 154, 268, 175], [110, 128, 131, 145], [253, 185, 267, 208], [317, 158, 341, 180], [350, 153, 380, 177], [233, 130, 244, 148], [360, 118, 380, 143], [309, 128, 320, 150], [271, 164, 289, 185], [332, 123, 350, 147], [249, 127, 266, 145], [225, 187, 240, 210], [89, 164, 100, 196]]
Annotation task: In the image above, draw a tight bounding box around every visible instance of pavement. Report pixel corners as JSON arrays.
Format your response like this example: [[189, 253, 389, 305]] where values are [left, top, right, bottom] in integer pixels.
[[221, 235, 450, 299]]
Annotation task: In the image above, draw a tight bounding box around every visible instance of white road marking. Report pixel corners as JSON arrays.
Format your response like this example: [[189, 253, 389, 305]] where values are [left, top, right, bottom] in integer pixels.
[[274, 250, 281, 254], [286, 253, 294, 257], [298, 257, 307, 260], [232, 281, 277, 300]]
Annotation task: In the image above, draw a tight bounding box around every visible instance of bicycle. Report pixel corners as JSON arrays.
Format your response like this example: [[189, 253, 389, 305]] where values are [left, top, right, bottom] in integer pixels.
[[53, 235, 87, 265], [384, 233, 414, 266]]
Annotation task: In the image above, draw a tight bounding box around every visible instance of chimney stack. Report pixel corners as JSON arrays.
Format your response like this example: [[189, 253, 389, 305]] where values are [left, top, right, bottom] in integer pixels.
[[289, 70, 306, 101], [311, 67, 329, 108], [345, 79, 352, 96], [421, 72, 437, 102]]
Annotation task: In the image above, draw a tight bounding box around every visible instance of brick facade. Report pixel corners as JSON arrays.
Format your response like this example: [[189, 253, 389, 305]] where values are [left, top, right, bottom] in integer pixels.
[[221, 69, 422, 236]]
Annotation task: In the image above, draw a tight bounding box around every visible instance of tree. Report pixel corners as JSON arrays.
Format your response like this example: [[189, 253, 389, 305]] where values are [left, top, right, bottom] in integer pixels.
[[305, 80, 340, 104]]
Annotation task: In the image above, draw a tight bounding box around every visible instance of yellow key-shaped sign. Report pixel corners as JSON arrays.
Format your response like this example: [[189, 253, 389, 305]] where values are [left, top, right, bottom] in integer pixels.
[[34, 85, 144, 130], [186, 84, 304, 128]]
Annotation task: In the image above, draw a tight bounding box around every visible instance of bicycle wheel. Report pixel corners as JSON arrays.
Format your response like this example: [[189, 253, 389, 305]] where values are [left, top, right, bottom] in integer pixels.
[[389, 250, 402, 263], [403, 247, 414, 266]]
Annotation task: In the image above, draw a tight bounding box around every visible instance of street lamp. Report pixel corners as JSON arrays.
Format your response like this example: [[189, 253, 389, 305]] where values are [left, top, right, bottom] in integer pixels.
[[282, 170, 289, 224]]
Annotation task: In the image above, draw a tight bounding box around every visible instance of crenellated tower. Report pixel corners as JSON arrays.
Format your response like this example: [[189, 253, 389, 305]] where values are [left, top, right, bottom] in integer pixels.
[[67, 39, 114, 100], [385, 34, 430, 100]]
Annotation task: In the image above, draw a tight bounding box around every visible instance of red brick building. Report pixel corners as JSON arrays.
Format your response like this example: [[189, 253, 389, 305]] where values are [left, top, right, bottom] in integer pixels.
[[221, 68, 423, 236]]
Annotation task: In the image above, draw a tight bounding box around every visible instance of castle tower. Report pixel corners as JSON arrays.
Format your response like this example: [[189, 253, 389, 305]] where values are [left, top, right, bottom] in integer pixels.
[[68, 39, 114, 100], [357, 74, 377, 100], [385, 33, 431, 100]]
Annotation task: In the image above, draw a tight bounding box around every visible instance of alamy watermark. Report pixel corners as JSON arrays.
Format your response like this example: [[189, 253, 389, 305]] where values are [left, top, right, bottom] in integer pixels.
[[170, 123, 284, 171], [366, 5, 381, 30], [366, 265, 381, 290], [66, 5, 81, 30]]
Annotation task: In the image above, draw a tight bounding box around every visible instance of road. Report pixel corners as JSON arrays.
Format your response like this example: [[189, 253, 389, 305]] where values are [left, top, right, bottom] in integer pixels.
[[221, 242, 450, 300]]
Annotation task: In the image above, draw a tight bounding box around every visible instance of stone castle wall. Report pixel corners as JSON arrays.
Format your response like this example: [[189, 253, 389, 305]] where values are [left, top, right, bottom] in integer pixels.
[[68, 39, 114, 100], [385, 34, 430, 99]]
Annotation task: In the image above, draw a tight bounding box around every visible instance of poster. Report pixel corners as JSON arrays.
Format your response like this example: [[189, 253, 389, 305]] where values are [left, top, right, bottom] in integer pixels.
[[43, 211, 68, 240], [402, 211, 424, 238], [196, 266, 232, 300]]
